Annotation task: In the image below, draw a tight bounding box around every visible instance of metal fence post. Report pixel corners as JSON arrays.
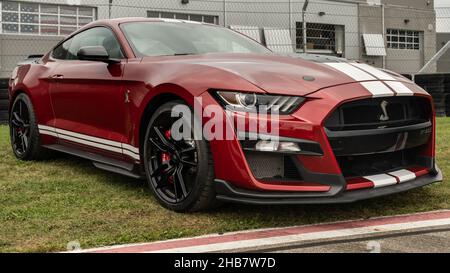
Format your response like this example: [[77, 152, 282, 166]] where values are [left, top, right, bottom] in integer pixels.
[[223, 0, 226, 27], [381, 3, 386, 69], [109, 0, 113, 19], [302, 0, 309, 53]]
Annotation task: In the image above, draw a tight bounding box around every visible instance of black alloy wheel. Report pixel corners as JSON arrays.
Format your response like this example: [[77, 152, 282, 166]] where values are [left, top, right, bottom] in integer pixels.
[[143, 101, 217, 212], [9, 93, 51, 161], [10, 97, 31, 156]]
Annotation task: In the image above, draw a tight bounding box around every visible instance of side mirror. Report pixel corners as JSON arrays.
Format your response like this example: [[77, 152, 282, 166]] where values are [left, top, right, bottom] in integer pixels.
[[77, 46, 120, 64]]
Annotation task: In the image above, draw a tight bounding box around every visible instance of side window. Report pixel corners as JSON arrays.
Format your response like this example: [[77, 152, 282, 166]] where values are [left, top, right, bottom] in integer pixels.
[[52, 38, 73, 60], [67, 27, 125, 60]]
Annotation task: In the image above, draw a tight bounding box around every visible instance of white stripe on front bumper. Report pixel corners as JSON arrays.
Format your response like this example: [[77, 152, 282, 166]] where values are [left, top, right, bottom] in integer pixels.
[[389, 169, 416, 183], [364, 174, 398, 188]]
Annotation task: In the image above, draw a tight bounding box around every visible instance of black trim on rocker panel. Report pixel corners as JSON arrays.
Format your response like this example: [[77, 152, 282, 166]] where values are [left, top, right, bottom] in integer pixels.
[[43, 144, 145, 179]]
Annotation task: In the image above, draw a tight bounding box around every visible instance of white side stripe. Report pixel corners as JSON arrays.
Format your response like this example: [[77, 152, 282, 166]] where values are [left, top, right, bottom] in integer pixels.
[[325, 62, 376, 81], [384, 81, 414, 96], [55, 128, 122, 148], [351, 63, 396, 81], [38, 125, 140, 161], [363, 174, 398, 188], [39, 129, 58, 138], [123, 149, 141, 160], [58, 134, 123, 154], [360, 81, 395, 97], [122, 144, 140, 154], [38, 124, 56, 132], [389, 169, 416, 183]]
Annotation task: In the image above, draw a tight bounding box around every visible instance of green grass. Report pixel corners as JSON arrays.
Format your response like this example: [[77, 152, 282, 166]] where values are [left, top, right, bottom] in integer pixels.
[[0, 118, 449, 252]]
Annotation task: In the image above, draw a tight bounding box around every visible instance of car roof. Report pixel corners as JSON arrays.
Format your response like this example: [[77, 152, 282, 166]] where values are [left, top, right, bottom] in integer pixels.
[[89, 17, 216, 28]]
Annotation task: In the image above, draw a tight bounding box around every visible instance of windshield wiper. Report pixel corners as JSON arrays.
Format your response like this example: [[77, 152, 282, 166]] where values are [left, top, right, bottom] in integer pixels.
[[173, 53, 196, 56]]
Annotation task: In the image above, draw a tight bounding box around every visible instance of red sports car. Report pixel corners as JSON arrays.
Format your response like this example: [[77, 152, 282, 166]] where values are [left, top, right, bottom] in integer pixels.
[[9, 18, 442, 212]]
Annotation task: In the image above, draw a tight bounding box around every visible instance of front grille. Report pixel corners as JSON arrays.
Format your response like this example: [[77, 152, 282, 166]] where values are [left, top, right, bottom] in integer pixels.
[[337, 148, 421, 177], [325, 97, 433, 178], [325, 97, 431, 131]]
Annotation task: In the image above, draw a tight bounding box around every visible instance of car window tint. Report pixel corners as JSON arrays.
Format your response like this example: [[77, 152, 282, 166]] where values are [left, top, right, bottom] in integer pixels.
[[67, 27, 124, 60], [52, 38, 72, 60], [121, 22, 271, 57]]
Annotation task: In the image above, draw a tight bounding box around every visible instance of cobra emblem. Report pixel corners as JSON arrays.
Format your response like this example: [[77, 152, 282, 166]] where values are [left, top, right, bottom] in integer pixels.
[[379, 100, 390, 121]]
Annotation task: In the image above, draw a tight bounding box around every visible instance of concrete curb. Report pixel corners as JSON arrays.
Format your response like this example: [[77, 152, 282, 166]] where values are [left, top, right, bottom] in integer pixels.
[[75, 210, 450, 253]]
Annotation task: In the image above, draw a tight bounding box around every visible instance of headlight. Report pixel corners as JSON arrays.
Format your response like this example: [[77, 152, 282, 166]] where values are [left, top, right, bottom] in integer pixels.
[[214, 91, 305, 114]]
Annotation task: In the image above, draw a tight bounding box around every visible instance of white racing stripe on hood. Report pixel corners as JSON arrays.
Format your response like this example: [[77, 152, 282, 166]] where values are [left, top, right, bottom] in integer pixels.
[[324, 62, 395, 97], [351, 63, 396, 81], [351, 63, 415, 96], [325, 62, 416, 97], [360, 81, 395, 97], [384, 81, 414, 96], [325, 62, 376, 81]]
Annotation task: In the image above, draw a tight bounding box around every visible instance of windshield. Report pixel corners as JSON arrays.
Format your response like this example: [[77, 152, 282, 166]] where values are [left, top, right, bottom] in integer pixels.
[[121, 22, 271, 57]]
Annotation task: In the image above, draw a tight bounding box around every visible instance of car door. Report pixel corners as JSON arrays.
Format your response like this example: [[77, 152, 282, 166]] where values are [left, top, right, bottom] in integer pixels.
[[49, 27, 129, 158]]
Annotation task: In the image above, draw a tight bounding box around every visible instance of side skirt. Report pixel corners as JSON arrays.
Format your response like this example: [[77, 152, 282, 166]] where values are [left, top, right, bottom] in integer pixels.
[[43, 144, 145, 180]]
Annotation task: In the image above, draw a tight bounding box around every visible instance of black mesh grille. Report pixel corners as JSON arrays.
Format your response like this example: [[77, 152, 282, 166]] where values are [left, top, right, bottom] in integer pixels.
[[336, 147, 430, 178], [325, 97, 431, 131], [325, 97, 433, 178], [243, 151, 303, 182]]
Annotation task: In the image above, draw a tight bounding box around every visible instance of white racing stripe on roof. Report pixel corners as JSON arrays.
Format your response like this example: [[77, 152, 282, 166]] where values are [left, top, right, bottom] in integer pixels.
[[360, 81, 395, 97], [389, 169, 416, 183], [363, 174, 398, 188], [324, 62, 376, 81], [384, 81, 414, 96], [351, 63, 396, 81]]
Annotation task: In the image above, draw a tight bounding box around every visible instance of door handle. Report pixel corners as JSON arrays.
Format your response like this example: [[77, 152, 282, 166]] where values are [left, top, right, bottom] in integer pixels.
[[50, 74, 64, 80]]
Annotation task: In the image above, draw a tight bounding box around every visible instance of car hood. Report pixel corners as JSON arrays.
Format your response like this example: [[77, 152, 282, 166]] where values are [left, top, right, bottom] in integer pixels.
[[141, 53, 407, 96]]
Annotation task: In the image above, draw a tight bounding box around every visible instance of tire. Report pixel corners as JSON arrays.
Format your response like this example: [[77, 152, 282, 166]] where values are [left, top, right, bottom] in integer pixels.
[[143, 100, 218, 212], [9, 93, 51, 160]]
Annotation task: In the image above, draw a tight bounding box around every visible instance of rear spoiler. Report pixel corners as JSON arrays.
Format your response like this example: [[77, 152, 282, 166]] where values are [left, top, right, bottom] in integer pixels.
[[17, 54, 44, 66]]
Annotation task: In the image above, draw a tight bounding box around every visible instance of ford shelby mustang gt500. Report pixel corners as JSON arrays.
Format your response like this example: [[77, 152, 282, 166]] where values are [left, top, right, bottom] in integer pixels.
[[9, 18, 442, 212]]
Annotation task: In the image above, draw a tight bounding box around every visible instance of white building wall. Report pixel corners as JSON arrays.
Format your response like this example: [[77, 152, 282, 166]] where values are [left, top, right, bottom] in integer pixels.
[[1, 0, 360, 77]]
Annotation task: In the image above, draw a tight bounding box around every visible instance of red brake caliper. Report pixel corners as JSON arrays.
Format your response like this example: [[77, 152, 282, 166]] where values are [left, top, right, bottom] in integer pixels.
[[161, 130, 173, 184]]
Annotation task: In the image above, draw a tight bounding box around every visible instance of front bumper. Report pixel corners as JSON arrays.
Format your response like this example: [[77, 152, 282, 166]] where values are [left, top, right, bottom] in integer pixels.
[[215, 166, 442, 205], [202, 81, 439, 202]]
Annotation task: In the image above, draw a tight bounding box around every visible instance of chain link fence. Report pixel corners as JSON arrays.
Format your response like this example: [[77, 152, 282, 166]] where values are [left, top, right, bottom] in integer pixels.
[[0, 0, 450, 119], [0, 0, 448, 75]]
